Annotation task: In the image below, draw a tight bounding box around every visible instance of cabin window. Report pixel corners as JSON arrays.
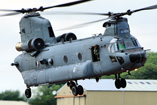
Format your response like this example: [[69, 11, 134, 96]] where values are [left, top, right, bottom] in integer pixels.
[[91, 45, 100, 62], [78, 53, 82, 61], [64, 55, 68, 63]]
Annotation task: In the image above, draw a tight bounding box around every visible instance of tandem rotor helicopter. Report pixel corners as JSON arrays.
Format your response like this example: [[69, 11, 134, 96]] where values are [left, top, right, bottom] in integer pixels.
[[0, 0, 157, 98]]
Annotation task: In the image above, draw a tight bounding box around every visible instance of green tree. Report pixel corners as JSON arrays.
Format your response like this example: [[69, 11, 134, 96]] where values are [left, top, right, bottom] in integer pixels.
[[0, 90, 25, 101], [29, 84, 62, 105]]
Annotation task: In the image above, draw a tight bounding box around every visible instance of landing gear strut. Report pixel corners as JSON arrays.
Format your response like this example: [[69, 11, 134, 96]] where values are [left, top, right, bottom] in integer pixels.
[[67, 81, 84, 96], [115, 74, 127, 89], [25, 87, 31, 98]]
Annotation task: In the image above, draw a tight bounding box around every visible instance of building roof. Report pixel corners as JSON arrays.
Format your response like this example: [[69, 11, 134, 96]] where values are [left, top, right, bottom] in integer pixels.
[[72, 79, 157, 92], [0, 101, 29, 105]]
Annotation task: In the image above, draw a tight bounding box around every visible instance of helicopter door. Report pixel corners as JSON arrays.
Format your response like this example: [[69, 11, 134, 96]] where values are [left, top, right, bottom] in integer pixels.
[[91, 45, 100, 62], [91, 45, 102, 74]]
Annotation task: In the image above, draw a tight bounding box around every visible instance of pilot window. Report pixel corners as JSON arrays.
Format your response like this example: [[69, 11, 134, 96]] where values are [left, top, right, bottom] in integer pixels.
[[117, 40, 125, 50], [125, 40, 134, 49], [131, 38, 138, 47], [91, 45, 100, 62]]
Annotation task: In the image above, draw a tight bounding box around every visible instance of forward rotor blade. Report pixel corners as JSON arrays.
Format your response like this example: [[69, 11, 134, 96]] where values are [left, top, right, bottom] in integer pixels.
[[44, 11, 109, 16], [0, 12, 21, 17], [43, 0, 93, 10], [58, 17, 110, 30], [132, 4, 157, 13]]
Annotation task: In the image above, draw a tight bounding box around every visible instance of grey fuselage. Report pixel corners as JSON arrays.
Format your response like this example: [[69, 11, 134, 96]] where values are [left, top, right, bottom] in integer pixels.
[[14, 14, 147, 87]]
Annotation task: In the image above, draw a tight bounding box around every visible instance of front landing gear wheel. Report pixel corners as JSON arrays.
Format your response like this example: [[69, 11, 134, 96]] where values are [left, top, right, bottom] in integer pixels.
[[25, 88, 31, 98], [71, 86, 78, 96], [121, 78, 127, 88], [115, 78, 127, 89], [115, 79, 121, 89]]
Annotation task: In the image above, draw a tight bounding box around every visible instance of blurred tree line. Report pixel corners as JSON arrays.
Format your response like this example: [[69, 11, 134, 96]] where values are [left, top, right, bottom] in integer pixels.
[[0, 52, 156, 105], [0, 90, 25, 101]]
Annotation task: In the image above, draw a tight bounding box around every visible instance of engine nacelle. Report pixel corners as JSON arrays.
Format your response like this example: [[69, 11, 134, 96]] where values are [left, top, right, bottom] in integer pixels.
[[56, 33, 77, 42], [16, 38, 45, 52]]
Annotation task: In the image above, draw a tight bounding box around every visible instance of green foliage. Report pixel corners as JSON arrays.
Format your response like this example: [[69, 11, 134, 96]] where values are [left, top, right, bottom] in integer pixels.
[[29, 84, 62, 105], [0, 90, 25, 101], [102, 52, 157, 79]]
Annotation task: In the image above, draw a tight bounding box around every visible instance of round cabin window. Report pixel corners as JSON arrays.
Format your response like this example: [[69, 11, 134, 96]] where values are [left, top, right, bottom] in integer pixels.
[[64, 55, 68, 63], [78, 53, 82, 61]]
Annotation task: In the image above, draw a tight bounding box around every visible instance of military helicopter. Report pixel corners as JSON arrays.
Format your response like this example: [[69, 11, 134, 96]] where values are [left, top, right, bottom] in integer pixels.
[[0, 0, 156, 98]]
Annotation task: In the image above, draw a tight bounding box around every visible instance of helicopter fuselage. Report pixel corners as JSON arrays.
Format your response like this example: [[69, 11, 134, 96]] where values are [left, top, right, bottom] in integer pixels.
[[14, 34, 146, 87]]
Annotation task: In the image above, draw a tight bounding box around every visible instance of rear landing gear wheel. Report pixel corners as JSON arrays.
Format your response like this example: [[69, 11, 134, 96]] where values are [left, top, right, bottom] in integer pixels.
[[71, 85, 78, 96], [78, 85, 84, 95], [25, 88, 31, 98], [67, 81, 84, 96]]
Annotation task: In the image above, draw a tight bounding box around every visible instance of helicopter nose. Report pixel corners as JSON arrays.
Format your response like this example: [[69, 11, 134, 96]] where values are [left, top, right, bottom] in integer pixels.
[[130, 53, 147, 63], [130, 54, 141, 63]]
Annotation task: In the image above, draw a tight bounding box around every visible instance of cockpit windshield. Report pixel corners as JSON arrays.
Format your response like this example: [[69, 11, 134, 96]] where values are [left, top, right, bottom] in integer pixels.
[[109, 37, 141, 53], [117, 38, 140, 51]]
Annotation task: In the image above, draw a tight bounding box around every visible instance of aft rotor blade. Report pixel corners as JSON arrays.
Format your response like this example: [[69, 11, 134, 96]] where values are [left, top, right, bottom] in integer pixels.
[[59, 17, 110, 30], [0, 9, 25, 13], [0, 0, 93, 14], [0, 12, 21, 17], [43, 0, 93, 10], [132, 4, 157, 13]]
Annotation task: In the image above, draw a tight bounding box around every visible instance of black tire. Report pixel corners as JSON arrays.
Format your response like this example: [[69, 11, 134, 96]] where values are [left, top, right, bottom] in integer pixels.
[[115, 79, 121, 89], [69, 81, 76, 90], [78, 85, 84, 95], [25, 88, 31, 98], [121, 78, 127, 88], [67, 81, 70, 87], [71, 86, 78, 96]]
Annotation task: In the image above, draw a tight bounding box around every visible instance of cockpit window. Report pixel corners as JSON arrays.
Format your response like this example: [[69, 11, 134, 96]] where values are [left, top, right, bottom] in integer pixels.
[[131, 38, 138, 47], [117, 40, 125, 50], [125, 40, 134, 49], [109, 37, 141, 52]]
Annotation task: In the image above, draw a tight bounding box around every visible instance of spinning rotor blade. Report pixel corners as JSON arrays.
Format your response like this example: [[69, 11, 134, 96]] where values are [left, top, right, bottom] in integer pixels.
[[45, 11, 109, 16], [132, 4, 157, 13], [43, 0, 93, 10], [0, 0, 92, 15], [52, 4, 157, 17], [0, 9, 26, 13], [0, 12, 21, 17], [59, 17, 110, 30], [119, 4, 157, 16]]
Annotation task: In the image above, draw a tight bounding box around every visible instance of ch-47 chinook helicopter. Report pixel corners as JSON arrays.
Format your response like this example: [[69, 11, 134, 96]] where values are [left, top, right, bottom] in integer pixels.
[[0, 0, 157, 98]]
